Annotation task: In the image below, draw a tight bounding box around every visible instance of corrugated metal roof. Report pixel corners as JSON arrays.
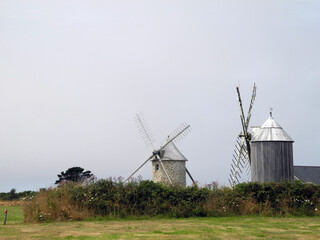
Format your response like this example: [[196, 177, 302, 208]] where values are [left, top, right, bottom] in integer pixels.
[[294, 166, 320, 184], [251, 126, 261, 137], [153, 142, 187, 161], [251, 117, 294, 142]]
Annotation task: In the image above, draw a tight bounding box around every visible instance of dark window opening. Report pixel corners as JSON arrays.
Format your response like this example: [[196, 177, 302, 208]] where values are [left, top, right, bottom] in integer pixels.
[[155, 164, 159, 171]]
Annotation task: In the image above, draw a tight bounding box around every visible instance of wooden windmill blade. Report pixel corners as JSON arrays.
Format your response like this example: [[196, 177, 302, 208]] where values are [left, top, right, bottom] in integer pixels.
[[243, 83, 257, 164], [135, 113, 156, 150], [158, 123, 191, 151], [185, 167, 195, 184], [126, 113, 156, 182], [245, 83, 257, 129], [125, 154, 154, 182], [154, 153, 173, 185], [229, 83, 257, 188], [236, 86, 251, 163]]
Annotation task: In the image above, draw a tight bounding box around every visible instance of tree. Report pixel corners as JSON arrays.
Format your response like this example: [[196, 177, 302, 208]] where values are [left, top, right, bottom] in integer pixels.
[[0, 188, 19, 200], [9, 188, 18, 200], [55, 167, 93, 184]]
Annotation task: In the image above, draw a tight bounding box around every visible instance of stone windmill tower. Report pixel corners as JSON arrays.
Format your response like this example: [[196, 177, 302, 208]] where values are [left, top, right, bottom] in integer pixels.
[[152, 140, 188, 186], [126, 113, 194, 186]]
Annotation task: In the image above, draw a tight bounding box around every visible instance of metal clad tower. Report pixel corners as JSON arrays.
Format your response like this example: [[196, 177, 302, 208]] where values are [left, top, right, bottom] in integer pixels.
[[251, 115, 294, 183]]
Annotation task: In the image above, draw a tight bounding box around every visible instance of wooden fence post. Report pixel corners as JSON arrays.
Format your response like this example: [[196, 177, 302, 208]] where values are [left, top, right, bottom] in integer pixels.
[[4, 209, 7, 225]]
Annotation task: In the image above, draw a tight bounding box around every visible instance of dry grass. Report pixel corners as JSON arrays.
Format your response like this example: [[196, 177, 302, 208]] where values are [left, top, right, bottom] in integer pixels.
[[23, 188, 94, 222], [238, 199, 260, 215], [0, 201, 23, 207]]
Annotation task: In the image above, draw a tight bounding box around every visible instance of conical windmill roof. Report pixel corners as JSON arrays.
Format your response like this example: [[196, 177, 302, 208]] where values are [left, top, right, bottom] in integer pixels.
[[251, 117, 294, 142], [155, 142, 188, 161]]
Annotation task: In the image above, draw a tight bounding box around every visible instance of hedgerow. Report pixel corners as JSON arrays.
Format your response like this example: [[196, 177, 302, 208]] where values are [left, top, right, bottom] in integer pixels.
[[23, 179, 320, 222]]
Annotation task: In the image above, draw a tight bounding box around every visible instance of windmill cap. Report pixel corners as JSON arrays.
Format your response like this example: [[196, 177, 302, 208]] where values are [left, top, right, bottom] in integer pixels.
[[152, 142, 188, 161], [251, 116, 294, 142]]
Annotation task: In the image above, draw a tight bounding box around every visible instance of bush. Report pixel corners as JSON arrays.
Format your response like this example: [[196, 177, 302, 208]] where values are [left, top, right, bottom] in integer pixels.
[[23, 179, 320, 222]]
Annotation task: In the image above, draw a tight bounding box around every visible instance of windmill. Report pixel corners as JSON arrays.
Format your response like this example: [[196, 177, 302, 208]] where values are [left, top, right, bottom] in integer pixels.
[[229, 84, 294, 186], [126, 113, 195, 186], [229, 83, 257, 188]]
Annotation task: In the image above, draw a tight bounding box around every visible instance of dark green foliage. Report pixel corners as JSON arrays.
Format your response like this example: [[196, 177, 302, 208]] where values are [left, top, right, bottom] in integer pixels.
[[69, 179, 210, 218], [0, 189, 35, 201], [233, 180, 320, 216], [24, 179, 320, 222], [55, 166, 93, 185], [68, 179, 320, 218], [0, 188, 18, 200]]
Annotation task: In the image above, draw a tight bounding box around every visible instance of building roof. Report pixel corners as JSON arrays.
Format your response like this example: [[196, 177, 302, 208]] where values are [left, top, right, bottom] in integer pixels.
[[152, 142, 187, 161], [251, 116, 294, 142], [294, 166, 320, 185]]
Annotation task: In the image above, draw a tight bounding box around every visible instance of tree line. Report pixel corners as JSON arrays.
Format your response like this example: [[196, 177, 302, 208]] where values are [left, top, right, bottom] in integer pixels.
[[0, 188, 35, 201]]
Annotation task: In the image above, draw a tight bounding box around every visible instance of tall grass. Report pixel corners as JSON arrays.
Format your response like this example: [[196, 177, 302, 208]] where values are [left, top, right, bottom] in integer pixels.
[[23, 179, 320, 222], [23, 184, 93, 222]]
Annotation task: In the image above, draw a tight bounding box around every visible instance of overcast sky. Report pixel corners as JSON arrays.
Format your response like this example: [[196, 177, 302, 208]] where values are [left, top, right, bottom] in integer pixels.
[[1, 0, 319, 192]]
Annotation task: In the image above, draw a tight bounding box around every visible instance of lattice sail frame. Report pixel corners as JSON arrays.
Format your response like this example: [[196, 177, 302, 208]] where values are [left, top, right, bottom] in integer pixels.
[[229, 84, 257, 188], [135, 113, 156, 150]]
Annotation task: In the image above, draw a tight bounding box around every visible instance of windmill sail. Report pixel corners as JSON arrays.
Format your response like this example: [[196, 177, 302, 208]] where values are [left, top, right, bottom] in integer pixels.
[[135, 113, 156, 150], [229, 83, 257, 188]]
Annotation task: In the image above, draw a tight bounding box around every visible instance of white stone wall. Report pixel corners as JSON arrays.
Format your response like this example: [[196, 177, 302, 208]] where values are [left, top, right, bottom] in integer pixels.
[[152, 160, 186, 186]]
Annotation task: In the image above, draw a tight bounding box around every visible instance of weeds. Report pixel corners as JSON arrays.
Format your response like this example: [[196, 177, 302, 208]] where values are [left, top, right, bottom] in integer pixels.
[[23, 184, 93, 222]]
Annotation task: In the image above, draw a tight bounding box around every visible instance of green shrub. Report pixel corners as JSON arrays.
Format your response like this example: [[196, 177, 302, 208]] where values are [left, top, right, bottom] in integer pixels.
[[23, 179, 320, 222]]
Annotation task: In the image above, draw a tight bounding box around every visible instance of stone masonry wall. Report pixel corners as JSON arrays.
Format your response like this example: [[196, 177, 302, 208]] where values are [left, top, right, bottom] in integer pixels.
[[152, 160, 186, 186]]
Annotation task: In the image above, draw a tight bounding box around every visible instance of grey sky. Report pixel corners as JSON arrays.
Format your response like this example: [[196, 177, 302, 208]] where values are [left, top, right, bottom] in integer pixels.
[[0, 0, 319, 192]]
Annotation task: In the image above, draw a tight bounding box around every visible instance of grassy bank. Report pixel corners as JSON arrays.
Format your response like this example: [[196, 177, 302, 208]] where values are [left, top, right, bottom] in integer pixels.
[[1, 205, 320, 239]]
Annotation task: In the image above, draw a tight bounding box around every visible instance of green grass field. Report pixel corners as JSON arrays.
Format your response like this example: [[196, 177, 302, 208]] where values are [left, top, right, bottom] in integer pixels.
[[1, 205, 320, 239]]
